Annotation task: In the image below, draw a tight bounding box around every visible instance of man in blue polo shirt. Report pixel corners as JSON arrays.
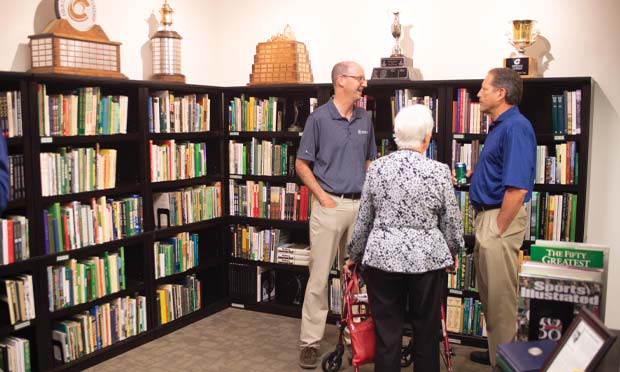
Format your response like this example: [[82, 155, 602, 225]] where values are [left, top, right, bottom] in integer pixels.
[[296, 61, 377, 369], [468, 68, 536, 367]]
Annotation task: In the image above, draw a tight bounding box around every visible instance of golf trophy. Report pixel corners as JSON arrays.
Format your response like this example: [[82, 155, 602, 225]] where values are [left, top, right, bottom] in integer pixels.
[[371, 12, 416, 80], [504, 19, 539, 77]]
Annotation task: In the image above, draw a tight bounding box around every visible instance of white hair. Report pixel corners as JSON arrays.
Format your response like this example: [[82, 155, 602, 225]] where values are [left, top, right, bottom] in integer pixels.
[[393, 104, 434, 150]]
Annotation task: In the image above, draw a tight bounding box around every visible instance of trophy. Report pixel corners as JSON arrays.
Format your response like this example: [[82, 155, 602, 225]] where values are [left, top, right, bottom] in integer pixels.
[[391, 12, 403, 57], [371, 12, 416, 80], [28, 0, 126, 78], [151, 0, 185, 83], [504, 20, 539, 77], [287, 100, 303, 132]]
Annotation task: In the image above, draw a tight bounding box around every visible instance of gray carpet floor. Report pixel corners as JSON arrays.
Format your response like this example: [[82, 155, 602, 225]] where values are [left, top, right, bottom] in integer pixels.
[[84, 307, 492, 371]]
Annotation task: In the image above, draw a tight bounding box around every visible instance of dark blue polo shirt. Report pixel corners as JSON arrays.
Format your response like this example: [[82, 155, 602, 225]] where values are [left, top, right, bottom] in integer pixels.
[[470, 106, 536, 205], [297, 98, 377, 194]]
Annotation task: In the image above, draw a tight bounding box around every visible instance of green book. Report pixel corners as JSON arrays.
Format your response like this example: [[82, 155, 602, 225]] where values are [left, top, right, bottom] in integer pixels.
[[47, 202, 64, 252], [119, 246, 126, 290], [24, 338, 31, 372], [530, 241, 604, 269], [103, 251, 111, 295], [570, 195, 577, 242], [495, 353, 514, 372]]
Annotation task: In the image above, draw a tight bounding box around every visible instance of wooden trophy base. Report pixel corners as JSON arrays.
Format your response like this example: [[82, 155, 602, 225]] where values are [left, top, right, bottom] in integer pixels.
[[152, 73, 186, 83], [504, 56, 537, 78]]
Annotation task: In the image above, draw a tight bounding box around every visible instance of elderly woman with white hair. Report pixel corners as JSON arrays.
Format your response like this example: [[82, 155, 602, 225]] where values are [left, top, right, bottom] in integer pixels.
[[344, 104, 464, 372]]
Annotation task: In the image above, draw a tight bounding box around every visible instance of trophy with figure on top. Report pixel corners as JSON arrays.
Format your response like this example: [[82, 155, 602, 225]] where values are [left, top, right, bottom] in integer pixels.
[[371, 12, 416, 80]]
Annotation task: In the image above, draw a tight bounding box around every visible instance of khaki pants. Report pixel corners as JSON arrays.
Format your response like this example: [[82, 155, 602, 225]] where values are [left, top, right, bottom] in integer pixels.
[[300, 195, 359, 348], [474, 207, 527, 366]]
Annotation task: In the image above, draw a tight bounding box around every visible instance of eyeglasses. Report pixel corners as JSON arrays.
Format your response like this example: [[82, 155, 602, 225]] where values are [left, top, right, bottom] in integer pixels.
[[341, 74, 366, 83]]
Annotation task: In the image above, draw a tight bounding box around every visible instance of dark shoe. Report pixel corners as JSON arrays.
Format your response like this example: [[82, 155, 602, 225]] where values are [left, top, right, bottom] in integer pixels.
[[470, 350, 491, 365], [299, 347, 318, 369]]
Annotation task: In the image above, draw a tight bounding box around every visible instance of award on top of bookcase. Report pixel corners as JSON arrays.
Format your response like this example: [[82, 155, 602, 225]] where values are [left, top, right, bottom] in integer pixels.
[[249, 25, 314, 85], [371, 12, 417, 80], [504, 19, 539, 78], [28, 0, 126, 79]]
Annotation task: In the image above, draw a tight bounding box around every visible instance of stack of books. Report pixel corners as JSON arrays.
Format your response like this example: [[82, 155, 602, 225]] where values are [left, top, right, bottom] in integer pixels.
[[496, 340, 556, 372]]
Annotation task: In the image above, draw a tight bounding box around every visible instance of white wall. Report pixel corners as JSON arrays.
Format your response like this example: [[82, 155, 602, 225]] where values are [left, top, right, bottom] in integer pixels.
[[3, 0, 620, 326]]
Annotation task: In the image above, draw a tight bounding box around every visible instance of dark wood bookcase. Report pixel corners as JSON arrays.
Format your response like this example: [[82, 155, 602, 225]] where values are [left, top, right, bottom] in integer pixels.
[[0, 71, 591, 369]]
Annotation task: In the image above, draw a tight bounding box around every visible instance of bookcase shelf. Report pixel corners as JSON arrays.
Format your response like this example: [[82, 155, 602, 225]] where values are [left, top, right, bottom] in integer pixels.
[[153, 217, 224, 239], [0, 71, 592, 369], [149, 131, 223, 141], [230, 257, 309, 273], [0, 320, 33, 339], [150, 175, 222, 191], [49, 282, 144, 320], [38, 133, 140, 145], [228, 174, 298, 183], [228, 131, 304, 140]]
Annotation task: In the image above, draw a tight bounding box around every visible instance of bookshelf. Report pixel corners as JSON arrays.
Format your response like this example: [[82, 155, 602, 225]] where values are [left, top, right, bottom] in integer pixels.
[[444, 77, 591, 347], [223, 83, 343, 323], [0, 71, 591, 370], [0, 72, 232, 372]]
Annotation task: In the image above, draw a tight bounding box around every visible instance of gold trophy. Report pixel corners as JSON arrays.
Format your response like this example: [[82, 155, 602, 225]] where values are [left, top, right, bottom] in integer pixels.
[[504, 20, 539, 77], [371, 12, 415, 80]]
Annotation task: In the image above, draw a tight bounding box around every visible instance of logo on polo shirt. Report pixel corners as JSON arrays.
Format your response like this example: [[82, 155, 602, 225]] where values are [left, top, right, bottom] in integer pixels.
[[357, 129, 369, 135]]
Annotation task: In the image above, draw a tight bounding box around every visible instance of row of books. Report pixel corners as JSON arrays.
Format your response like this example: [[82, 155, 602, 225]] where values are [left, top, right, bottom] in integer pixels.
[[454, 191, 475, 236], [0, 275, 35, 325], [355, 95, 376, 123], [452, 89, 491, 134], [152, 183, 222, 229], [37, 84, 128, 137], [390, 90, 439, 132], [43, 196, 144, 254], [227, 95, 283, 132], [451, 139, 481, 173], [328, 277, 341, 314], [149, 140, 207, 182], [528, 192, 578, 242], [376, 138, 438, 160], [228, 181, 311, 221], [47, 248, 126, 311], [40, 147, 117, 196], [52, 295, 148, 364], [154, 232, 199, 279], [8, 154, 25, 201], [230, 224, 310, 265], [0, 336, 30, 372], [148, 91, 211, 133], [0, 216, 29, 266], [551, 90, 581, 135], [454, 189, 578, 242], [228, 139, 292, 176], [229, 263, 257, 303], [535, 142, 578, 185], [448, 250, 476, 291], [155, 275, 201, 326], [446, 296, 486, 336], [0, 90, 23, 138]]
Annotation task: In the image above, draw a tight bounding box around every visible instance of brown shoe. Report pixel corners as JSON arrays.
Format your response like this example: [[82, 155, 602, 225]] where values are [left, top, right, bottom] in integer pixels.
[[299, 347, 318, 369]]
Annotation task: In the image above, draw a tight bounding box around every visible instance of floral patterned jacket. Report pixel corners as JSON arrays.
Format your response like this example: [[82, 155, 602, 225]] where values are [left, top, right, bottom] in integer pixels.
[[347, 150, 464, 273]]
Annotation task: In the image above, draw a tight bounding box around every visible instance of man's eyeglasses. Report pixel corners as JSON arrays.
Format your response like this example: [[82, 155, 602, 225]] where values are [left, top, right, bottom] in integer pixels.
[[341, 74, 366, 82]]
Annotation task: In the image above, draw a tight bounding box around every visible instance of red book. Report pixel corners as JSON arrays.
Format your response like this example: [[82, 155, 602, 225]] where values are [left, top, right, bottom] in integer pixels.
[[62, 210, 70, 252], [6, 220, 14, 264]]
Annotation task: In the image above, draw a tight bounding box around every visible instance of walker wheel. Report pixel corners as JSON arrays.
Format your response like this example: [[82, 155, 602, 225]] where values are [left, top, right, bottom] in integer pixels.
[[321, 350, 343, 372]]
